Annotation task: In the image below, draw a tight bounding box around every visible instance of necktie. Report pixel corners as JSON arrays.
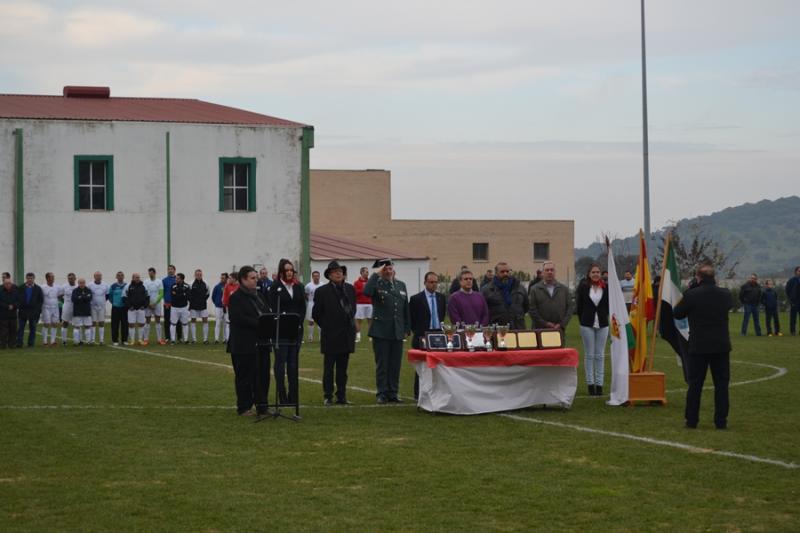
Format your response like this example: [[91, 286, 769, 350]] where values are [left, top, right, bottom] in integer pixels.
[[430, 294, 439, 329]]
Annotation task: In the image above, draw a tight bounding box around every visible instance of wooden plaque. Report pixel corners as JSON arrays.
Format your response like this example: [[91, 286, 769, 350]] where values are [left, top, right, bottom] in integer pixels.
[[537, 329, 565, 349], [516, 331, 539, 349]]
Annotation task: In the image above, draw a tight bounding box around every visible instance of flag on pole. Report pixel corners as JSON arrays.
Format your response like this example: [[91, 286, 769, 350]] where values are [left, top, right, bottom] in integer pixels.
[[629, 230, 655, 373], [606, 240, 632, 406], [658, 233, 690, 382]]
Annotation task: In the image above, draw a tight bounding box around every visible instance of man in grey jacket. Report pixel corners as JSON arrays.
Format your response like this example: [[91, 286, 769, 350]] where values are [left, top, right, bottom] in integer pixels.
[[528, 262, 573, 334]]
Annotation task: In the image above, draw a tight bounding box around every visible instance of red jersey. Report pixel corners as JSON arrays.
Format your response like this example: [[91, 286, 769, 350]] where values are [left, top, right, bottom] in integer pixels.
[[222, 282, 239, 308], [354, 277, 372, 305]]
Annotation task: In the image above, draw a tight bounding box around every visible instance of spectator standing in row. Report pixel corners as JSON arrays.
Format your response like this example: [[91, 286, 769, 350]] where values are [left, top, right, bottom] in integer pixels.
[[0, 277, 19, 348], [482, 262, 528, 329], [89, 271, 109, 345], [448, 270, 489, 326], [787, 266, 800, 336], [449, 265, 478, 295], [143, 267, 165, 345], [189, 269, 210, 344], [739, 273, 762, 336], [619, 270, 635, 312], [762, 279, 782, 337], [353, 266, 372, 343], [162, 265, 177, 341], [170, 273, 191, 344], [269, 259, 306, 405], [125, 273, 149, 345], [409, 272, 446, 399], [212, 272, 228, 344], [257, 268, 272, 296], [17, 272, 43, 348], [576, 264, 609, 396], [40, 272, 61, 346], [304, 271, 323, 343], [481, 269, 494, 288], [529, 262, 573, 334], [108, 271, 129, 346], [222, 272, 239, 342], [59, 273, 77, 346], [71, 279, 93, 345]]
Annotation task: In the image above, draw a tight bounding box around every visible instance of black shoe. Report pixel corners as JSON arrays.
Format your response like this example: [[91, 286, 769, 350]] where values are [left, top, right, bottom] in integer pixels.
[[685, 421, 698, 429], [324, 398, 333, 406], [588, 385, 596, 396], [388, 397, 404, 403], [376, 396, 388, 404], [336, 399, 352, 405], [715, 422, 727, 430], [595, 385, 603, 396]]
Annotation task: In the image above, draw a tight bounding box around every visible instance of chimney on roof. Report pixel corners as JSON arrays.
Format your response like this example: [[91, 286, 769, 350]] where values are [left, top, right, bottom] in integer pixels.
[[63, 86, 110, 98]]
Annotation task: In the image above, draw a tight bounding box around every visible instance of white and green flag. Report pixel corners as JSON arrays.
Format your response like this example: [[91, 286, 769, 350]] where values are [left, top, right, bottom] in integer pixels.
[[606, 242, 632, 406], [659, 234, 690, 378]]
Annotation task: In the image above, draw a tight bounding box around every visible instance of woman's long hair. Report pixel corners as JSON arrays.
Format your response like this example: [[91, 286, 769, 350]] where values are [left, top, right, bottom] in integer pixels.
[[277, 258, 296, 284]]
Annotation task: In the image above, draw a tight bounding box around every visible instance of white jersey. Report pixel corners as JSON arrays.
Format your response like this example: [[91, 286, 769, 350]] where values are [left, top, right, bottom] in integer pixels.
[[144, 279, 163, 305], [305, 281, 323, 302], [60, 283, 77, 305], [90, 281, 109, 307], [42, 284, 60, 307]]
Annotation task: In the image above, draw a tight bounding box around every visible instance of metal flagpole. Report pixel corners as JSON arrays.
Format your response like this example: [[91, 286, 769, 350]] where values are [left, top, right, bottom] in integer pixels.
[[641, 0, 651, 238]]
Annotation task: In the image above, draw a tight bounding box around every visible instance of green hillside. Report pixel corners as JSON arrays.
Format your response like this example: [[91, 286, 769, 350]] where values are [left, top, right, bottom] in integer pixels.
[[576, 196, 800, 278]]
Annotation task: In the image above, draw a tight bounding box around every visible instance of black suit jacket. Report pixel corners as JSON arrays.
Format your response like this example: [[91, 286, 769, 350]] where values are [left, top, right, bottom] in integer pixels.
[[575, 281, 609, 328], [312, 282, 356, 355], [267, 281, 306, 343], [227, 289, 270, 355], [673, 280, 733, 355], [18, 284, 44, 319], [409, 290, 446, 349]]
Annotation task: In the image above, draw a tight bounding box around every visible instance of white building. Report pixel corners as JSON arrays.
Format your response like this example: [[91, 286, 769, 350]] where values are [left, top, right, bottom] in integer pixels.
[[311, 232, 430, 294], [0, 86, 314, 285]]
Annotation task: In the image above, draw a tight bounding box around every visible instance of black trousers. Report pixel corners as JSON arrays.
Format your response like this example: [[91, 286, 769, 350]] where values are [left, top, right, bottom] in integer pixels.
[[111, 306, 129, 343], [274, 342, 300, 405], [685, 352, 730, 428], [323, 352, 350, 401], [0, 318, 17, 348], [765, 308, 780, 334], [373, 337, 403, 400], [231, 350, 270, 415], [17, 314, 39, 347]]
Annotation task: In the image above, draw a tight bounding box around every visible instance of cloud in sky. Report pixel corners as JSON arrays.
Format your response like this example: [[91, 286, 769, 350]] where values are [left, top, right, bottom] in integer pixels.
[[1, 0, 798, 245]]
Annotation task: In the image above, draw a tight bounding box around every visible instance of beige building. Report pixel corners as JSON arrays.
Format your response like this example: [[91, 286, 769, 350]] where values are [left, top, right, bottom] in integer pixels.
[[310, 169, 575, 283]]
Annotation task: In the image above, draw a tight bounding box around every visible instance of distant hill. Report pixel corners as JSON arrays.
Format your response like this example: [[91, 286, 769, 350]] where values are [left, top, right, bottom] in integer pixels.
[[575, 196, 800, 278]]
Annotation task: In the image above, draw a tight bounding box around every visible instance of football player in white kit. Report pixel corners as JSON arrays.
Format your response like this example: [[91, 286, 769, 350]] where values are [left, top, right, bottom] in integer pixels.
[[304, 270, 323, 342], [143, 267, 165, 345], [59, 273, 77, 346], [89, 271, 109, 345], [40, 272, 61, 346]]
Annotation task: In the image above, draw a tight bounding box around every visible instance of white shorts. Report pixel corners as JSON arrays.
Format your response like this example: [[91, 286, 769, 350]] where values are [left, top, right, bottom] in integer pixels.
[[190, 309, 209, 319], [170, 305, 190, 325], [91, 305, 106, 322], [355, 304, 373, 320], [72, 316, 92, 327], [128, 309, 146, 324], [145, 302, 163, 318], [61, 303, 74, 323], [42, 306, 60, 324], [306, 302, 315, 321]]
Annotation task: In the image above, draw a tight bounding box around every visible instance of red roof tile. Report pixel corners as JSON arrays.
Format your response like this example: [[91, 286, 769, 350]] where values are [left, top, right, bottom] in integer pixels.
[[0, 91, 304, 127], [311, 232, 428, 261]]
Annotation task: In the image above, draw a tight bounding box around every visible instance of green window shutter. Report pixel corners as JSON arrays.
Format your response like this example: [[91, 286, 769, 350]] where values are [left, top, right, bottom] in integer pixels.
[[73, 156, 80, 211], [218, 159, 225, 212], [248, 159, 256, 212], [105, 156, 114, 211], [74, 155, 113, 211]]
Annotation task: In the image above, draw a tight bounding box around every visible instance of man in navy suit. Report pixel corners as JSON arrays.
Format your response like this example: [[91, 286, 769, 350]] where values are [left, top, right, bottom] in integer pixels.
[[409, 272, 447, 399]]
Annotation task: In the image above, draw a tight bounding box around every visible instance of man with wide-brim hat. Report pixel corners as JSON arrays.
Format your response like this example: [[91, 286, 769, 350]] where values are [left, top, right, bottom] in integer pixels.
[[312, 260, 357, 405], [363, 258, 411, 403]]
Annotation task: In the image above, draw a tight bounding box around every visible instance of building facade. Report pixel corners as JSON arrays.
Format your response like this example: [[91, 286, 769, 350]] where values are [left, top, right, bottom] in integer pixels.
[[1, 86, 313, 285], [311, 169, 575, 283]]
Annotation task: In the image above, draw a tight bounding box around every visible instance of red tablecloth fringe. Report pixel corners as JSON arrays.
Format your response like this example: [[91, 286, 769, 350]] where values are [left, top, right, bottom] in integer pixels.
[[407, 348, 579, 369]]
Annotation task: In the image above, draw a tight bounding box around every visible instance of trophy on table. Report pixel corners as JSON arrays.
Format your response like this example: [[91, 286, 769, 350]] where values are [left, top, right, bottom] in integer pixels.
[[482, 324, 495, 351], [464, 323, 477, 352], [442, 323, 457, 352], [496, 324, 510, 350]]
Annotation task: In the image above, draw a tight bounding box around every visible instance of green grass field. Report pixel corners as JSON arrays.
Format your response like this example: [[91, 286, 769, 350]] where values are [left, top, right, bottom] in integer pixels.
[[2, 314, 799, 532]]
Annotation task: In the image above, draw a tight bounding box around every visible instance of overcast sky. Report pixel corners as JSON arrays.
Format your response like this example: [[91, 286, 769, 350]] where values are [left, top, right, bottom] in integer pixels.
[[2, 0, 797, 246]]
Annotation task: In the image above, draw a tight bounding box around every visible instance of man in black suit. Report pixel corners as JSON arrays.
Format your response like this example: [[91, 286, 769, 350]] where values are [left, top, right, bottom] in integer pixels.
[[673, 263, 734, 429], [227, 265, 271, 417], [17, 272, 44, 348], [312, 260, 357, 406], [409, 272, 446, 399]]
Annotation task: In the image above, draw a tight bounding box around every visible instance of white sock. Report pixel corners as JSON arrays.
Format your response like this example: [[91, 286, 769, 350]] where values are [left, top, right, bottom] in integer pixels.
[[156, 323, 163, 341], [42, 328, 49, 344], [142, 323, 150, 341], [87, 327, 94, 343], [62, 327, 68, 342], [128, 327, 135, 342], [224, 322, 229, 341], [74, 329, 81, 344], [202, 322, 209, 341], [50, 327, 57, 343], [170, 324, 176, 341], [98, 326, 105, 343], [190, 323, 197, 342]]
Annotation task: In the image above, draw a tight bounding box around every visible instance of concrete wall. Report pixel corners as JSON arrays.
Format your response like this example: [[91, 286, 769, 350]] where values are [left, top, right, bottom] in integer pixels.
[[0, 120, 303, 286], [310, 169, 575, 284], [310, 258, 430, 295]]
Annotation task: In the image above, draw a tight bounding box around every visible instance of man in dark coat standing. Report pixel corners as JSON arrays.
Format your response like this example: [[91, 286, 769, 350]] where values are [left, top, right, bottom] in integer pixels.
[[481, 262, 529, 330], [227, 265, 271, 417], [673, 263, 734, 429], [0, 277, 19, 349], [312, 260, 357, 406], [409, 272, 446, 399], [17, 272, 44, 348], [364, 259, 410, 404]]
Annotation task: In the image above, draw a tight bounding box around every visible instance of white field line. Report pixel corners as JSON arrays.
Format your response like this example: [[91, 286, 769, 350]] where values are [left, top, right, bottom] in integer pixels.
[[0, 403, 413, 411], [499, 413, 799, 470]]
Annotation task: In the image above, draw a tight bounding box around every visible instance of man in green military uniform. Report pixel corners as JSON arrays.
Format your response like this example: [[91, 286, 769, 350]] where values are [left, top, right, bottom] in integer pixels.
[[363, 259, 411, 403]]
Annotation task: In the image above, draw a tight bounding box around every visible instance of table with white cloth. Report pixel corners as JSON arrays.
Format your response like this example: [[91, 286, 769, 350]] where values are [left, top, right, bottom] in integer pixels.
[[408, 348, 579, 415]]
